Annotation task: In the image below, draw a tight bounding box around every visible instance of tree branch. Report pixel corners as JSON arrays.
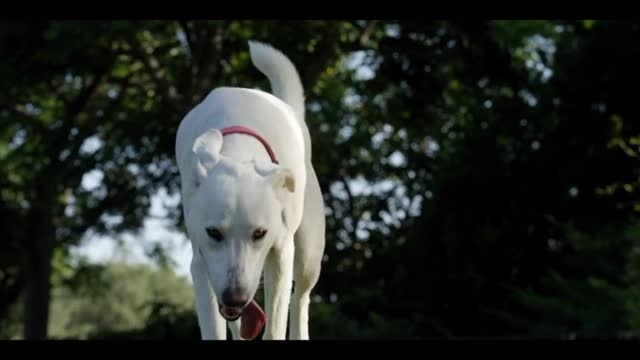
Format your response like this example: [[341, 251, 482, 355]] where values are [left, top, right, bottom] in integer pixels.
[[63, 78, 131, 182], [192, 21, 226, 103], [339, 171, 361, 242], [177, 20, 194, 54], [359, 20, 379, 46], [48, 62, 113, 164], [300, 20, 380, 90], [130, 34, 179, 103]]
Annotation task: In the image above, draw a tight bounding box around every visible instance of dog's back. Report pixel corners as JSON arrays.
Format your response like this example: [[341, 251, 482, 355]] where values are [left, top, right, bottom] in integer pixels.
[[176, 42, 310, 171]]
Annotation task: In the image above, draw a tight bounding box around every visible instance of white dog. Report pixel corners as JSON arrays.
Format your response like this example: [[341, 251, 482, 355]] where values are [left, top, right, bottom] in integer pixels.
[[175, 41, 326, 340]]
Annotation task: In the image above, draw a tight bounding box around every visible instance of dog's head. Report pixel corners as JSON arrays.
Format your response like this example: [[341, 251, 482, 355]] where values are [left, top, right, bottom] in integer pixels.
[[183, 128, 294, 320]]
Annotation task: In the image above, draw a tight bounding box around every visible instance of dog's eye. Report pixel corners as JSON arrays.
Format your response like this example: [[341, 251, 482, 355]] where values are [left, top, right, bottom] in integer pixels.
[[205, 227, 224, 242], [252, 228, 267, 241]]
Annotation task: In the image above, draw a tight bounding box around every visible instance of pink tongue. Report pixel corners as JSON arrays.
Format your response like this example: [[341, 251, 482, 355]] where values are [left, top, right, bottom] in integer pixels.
[[241, 299, 266, 340]]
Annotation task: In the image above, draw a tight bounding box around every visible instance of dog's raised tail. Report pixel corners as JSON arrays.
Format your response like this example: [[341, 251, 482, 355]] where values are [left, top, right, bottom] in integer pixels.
[[249, 41, 312, 160], [248, 41, 306, 125]]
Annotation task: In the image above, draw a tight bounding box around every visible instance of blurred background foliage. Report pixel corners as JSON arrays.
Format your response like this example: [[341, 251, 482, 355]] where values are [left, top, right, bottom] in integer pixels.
[[1, 20, 640, 339]]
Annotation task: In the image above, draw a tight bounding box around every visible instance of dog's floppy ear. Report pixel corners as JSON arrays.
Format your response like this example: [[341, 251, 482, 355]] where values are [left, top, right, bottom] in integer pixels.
[[270, 168, 295, 194], [254, 162, 295, 195], [192, 128, 223, 184]]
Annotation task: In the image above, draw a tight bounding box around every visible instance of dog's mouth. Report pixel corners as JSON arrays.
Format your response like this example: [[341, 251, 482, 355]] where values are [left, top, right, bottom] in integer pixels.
[[218, 304, 244, 321], [216, 299, 267, 340]]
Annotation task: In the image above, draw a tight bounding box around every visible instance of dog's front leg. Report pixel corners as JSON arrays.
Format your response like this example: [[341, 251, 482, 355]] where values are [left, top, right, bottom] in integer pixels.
[[191, 255, 227, 340], [262, 237, 295, 340], [228, 319, 244, 340]]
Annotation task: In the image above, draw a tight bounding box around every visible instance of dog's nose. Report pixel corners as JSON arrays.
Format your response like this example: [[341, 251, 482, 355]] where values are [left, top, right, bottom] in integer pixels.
[[221, 288, 249, 308]]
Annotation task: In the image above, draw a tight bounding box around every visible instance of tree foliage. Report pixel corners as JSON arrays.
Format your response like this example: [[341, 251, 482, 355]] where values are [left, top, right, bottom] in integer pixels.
[[2, 20, 640, 339]]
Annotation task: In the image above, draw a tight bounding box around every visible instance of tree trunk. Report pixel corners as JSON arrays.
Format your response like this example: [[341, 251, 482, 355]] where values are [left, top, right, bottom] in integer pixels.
[[22, 204, 55, 340]]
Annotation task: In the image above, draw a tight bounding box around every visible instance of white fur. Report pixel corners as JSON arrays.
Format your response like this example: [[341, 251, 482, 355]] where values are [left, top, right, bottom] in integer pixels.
[[176, 41, 326, 340]]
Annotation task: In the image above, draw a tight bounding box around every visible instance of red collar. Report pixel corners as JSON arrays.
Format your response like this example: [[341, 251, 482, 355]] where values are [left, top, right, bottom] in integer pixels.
[[220, 126, 279, 164]]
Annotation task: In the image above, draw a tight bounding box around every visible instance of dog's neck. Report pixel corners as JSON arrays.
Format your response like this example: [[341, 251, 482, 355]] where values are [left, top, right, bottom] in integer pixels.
[[220, 125, 279, 165]]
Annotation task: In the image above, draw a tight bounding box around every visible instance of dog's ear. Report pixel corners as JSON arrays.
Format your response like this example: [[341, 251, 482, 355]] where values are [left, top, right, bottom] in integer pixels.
[[270, 168, 295, 194], [254, 162, 295, 195], [192, 128, 223, 184], [266, 168, 295, 196]]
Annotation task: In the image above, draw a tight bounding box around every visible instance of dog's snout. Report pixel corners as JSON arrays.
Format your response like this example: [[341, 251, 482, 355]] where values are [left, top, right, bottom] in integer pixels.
[[221, 288, 249, 308]]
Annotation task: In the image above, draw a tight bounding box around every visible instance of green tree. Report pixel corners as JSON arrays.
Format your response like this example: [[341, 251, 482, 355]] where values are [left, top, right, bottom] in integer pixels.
[[0, 20, 380, 339], [3, 20, 640, 339], [48, 261, 194, 339]]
